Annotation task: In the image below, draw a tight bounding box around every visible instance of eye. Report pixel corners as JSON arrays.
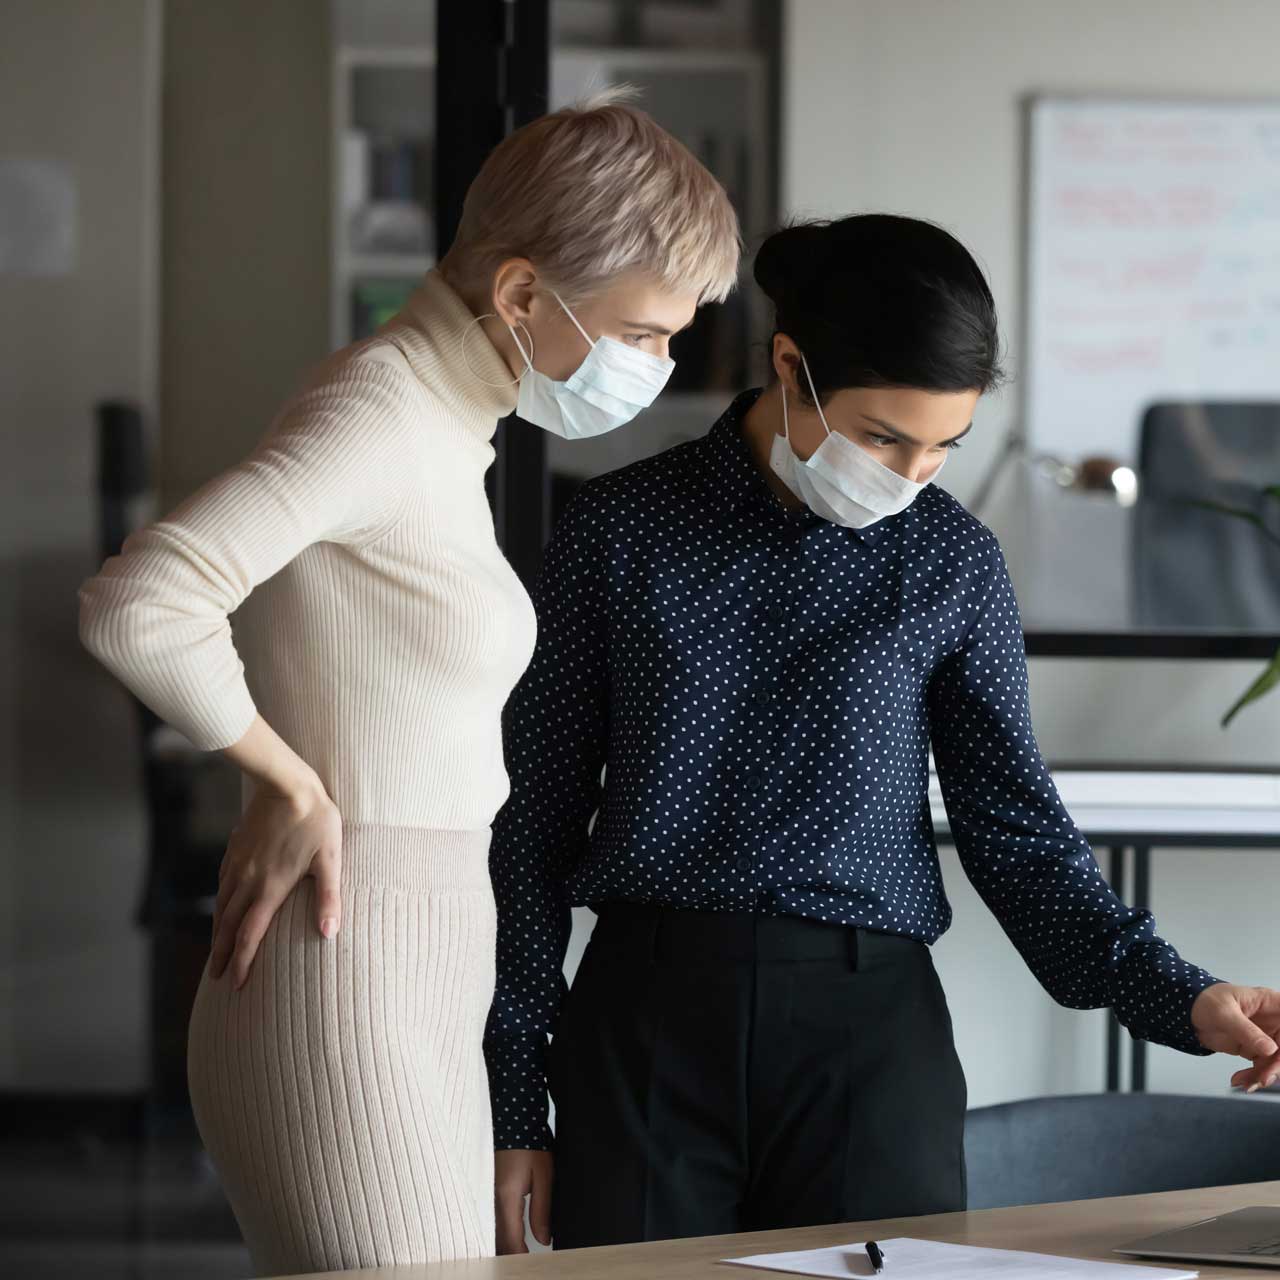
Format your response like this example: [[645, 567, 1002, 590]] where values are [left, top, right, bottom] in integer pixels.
[[941, 439, 965, 451], [622, 332, 653, 347], [866, 434, 897, 449]]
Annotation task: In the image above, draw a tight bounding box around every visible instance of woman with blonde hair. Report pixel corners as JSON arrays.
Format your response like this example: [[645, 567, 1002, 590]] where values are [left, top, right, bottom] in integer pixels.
[[79, 90, 739, 1275]]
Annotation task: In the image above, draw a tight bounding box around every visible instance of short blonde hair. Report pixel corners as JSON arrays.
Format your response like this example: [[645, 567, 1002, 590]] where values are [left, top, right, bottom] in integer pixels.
[[442, 87, 741, 306]]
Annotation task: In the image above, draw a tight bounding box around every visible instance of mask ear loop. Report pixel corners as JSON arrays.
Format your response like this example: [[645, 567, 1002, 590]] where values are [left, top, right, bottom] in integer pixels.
[[460, 312, 533, 388], [780, 353, 804, 442], [549, 288, 597, 353], [799, 352, 834, 437]]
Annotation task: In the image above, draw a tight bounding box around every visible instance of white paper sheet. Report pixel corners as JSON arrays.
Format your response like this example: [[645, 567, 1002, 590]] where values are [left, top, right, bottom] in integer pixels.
[[721, 1236, 1200, 1280]]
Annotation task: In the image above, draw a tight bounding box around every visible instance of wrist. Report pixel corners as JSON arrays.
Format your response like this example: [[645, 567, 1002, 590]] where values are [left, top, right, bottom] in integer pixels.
[[284, 766, 327, 808], [223, 717, 326, 807], [255, 758, 326, 808], [1191, 979, 1227, 1023]]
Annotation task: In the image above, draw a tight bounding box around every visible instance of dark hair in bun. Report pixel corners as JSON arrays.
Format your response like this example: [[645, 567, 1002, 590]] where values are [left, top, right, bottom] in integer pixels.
[[753, 213, 1005, 403]]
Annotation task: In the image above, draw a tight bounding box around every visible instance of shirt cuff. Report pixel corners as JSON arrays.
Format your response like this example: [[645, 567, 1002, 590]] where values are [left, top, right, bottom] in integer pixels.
[[485, 1032, 554, 1151], [1118, 946, 1221, 1056]]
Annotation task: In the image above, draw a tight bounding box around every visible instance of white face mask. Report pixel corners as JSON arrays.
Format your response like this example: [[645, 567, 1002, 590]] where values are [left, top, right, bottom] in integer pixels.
[[768, 352, 943, 529], [507, 290, 675, 440]]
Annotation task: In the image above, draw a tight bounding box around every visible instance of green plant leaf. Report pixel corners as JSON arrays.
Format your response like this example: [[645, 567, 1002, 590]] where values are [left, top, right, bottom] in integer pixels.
[[1222, 642, 1280, 728], [1188, 498, 1280, 548]]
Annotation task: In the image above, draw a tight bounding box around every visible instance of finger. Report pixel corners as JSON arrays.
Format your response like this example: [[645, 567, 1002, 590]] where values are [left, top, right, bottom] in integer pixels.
[[1238, 1066, 1272, 1093], [311, 846, 343, 941], [1232, 1062, 1264, 1088], [529, 1158, 553, 1247], [211, 856, 241, 945], [229, 881, 291, 991], [1245, 987, 1280, 1018], [1223, 1006, 1280, 1060], [212, 825, 253, 923], [1236, 1049, 1280, 1092], [217, 841, 234, 881], [495, 1187, 529, 1256], [210, 882, 254, 979]]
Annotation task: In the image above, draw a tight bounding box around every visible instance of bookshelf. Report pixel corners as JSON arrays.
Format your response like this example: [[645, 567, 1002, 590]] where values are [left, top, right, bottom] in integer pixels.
[[328, 3, 780, 498], [330, 43, 435, 350]]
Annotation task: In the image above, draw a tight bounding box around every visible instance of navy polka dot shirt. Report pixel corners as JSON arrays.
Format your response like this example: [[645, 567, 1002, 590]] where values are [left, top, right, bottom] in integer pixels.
[[484, 388, 1219, 1151]]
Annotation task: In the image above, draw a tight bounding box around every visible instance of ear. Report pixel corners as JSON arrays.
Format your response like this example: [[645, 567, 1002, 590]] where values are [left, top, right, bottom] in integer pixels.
[[771, 332, 804, 396], [491, 257, 539, 328]]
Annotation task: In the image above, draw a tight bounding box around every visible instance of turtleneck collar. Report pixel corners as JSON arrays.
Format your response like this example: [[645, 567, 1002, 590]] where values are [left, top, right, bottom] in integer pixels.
[[385, 268, 519, 436]]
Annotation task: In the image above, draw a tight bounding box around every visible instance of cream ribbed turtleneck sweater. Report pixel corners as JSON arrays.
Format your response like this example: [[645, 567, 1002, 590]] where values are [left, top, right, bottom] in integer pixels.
[[79, 269, 537, 830]]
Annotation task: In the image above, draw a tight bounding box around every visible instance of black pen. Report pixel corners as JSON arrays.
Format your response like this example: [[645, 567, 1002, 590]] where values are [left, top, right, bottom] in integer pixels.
[[866, 1241, 885, 1273]]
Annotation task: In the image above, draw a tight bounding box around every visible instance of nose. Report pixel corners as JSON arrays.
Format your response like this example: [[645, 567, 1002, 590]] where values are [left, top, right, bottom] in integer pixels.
[[894, 448, 937, 484]]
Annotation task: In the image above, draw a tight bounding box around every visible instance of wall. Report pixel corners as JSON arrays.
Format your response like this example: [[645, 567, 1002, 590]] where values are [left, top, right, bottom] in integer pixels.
[[0, 0, 161, 1090], [161, 0, 331, 505], [784, 0, 1280, 1104], [154, 0, 333, 921], [0, 0, 331, 1094]]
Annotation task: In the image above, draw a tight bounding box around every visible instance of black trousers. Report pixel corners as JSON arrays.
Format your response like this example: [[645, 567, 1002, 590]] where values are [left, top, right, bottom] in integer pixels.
[[548, 903, 968, 1249]]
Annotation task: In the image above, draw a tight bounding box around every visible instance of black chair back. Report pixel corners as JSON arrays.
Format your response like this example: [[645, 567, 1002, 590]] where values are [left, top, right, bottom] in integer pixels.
[[95, 400, 149, 562], [965, 1093, 1280, 1210], [1133, 402, 1280, 631]]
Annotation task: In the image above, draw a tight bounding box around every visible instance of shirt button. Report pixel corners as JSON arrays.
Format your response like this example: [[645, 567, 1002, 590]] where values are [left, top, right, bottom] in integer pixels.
[[745, 773, 764, 792], [753, 689, 771, 707], [735, 855, 753, 873], [766, 603, 786, 622]]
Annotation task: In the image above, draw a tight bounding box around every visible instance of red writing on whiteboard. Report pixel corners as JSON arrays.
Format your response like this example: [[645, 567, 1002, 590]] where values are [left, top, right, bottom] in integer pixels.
[[1051, 340, 1163, 372], [1053, 185, 1220, 228]]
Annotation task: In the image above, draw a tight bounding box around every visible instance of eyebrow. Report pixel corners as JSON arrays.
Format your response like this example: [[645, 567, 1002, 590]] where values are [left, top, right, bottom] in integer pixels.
[[617, 317, 695, 336], [858, 414, 974, 447]]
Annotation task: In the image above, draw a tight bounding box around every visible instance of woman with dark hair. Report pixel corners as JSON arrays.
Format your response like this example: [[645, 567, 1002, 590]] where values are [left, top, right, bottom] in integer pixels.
[[486, 214, 1280, 1252]]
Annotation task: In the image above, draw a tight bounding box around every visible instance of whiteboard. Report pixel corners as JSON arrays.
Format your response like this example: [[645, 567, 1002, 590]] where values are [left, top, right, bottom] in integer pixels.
[[1024, 97, 1280, 461]]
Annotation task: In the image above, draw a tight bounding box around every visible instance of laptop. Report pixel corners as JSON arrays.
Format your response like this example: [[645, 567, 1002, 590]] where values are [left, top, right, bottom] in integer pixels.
[[1116, 1207, 1280, 1268]]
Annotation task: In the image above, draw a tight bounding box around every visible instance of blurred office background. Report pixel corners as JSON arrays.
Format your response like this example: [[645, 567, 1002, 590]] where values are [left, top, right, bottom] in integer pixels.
[[3, 1, 1280, 1275]]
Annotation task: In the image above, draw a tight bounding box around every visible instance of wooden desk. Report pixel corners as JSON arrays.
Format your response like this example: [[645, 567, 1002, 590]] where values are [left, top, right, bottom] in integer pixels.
[[281, 1180, 1280, 1279]]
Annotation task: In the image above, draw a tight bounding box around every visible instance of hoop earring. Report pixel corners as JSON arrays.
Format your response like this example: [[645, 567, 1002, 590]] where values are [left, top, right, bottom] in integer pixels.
[[460, 313, 532, 388]]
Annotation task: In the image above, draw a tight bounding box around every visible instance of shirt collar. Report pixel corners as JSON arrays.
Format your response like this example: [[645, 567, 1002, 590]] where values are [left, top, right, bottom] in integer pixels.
[[698, 388, 890, 545], [701, 388, 771, 512]]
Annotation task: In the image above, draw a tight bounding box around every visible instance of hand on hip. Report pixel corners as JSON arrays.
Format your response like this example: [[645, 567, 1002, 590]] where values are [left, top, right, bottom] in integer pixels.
[[210, 774, 343, 989]]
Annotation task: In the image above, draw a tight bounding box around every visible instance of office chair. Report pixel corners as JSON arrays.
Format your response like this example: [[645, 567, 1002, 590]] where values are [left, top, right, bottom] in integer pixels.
[[1133, 402, 1280, 631], [965, 1093, 1280, 1210]]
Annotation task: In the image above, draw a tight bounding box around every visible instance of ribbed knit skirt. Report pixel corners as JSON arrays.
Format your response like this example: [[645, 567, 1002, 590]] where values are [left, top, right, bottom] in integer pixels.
[[187, 826, 498, 1276]]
